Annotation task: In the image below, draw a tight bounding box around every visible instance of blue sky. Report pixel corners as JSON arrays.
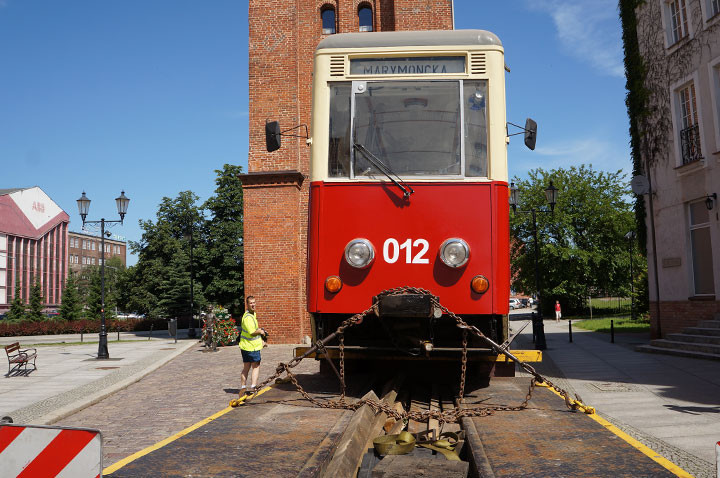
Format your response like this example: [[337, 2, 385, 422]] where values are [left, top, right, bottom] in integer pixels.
[[0, 0, 629, 266]]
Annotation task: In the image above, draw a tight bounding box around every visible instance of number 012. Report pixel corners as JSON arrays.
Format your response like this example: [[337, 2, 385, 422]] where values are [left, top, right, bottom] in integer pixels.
[[383, 238, 429, 264]]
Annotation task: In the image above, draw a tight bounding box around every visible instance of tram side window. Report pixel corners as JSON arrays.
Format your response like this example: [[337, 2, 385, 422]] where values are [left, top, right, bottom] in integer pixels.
[[463, 80, 488, 177], [328, 83, 351, 177]]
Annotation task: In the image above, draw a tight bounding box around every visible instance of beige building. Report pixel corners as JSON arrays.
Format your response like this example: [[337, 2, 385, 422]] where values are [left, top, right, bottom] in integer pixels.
[[633, 0, 720, 338], [67, 231, 127, 276]]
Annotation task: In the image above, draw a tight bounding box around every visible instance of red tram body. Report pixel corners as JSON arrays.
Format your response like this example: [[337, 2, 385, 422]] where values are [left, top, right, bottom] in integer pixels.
[[269, 30, 521, 358], [307, 181, 510, 316]]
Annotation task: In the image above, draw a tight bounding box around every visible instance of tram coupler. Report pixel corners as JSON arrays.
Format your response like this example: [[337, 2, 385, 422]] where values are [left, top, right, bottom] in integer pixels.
[[373, 292, 438, 318]]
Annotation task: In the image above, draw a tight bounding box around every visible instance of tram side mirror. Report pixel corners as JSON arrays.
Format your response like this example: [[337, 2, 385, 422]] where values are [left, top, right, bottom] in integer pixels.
[[524, 118, 537, 151], [266, 121, 282, 152]]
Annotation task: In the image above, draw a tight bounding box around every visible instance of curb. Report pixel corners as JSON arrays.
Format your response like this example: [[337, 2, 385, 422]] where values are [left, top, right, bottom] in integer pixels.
[[41, 340, 197, 425]]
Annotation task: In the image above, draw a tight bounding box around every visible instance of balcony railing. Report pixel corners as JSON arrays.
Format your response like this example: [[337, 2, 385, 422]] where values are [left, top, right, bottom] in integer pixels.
[[680, 124, 703, 164]]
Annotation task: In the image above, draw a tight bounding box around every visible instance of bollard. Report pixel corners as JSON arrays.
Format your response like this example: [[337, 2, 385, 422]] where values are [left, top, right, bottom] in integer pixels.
[[532, 312, 546, 350], [168, 318, 178, 344], [611, 320, 615, 344], [80, 332, 83, 343], [715, 440, 719, 478], [568, 319, 573, 343], [149, 324, 153, 340], [531, 312, 537, 344], [117, 330, 120, 342]]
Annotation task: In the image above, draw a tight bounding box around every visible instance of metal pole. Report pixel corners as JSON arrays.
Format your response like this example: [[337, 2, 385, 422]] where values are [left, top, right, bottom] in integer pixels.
[[188, 228, 196, 338], [644, 156, 662, 338], [611, 319, 615, 343], [629, 237, 635, 320], [98, 218, 109, 359], [531, 209, 546, 350], [568, 319, 572, 343]]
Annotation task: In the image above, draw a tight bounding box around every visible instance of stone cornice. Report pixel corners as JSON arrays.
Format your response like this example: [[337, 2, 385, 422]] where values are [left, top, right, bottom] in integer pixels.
[[238, 170, 305, 189]]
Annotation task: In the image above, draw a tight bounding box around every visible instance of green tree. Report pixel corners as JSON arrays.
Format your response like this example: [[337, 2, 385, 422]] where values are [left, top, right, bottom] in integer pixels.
[[6, 279, 26, 321], [60, 272, 83, 321], [510, 165, 647, 315], [129, 191, 206, 318], [27, 279, 44, 322], [201, 164, 245, 315]]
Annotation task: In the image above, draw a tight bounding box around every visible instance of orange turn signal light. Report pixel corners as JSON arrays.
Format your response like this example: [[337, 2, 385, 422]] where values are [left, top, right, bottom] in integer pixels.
[[471, 275, 489, 294], [325, 276, 342, 293]]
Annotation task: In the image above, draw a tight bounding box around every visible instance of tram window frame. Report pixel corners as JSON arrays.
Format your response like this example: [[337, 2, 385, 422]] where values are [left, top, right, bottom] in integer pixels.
[[327, 79, 489, 179]]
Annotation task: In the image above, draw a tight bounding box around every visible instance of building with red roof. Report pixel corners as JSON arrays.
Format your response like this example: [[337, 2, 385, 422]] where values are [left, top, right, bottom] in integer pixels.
[[0, 187, 69, 314]]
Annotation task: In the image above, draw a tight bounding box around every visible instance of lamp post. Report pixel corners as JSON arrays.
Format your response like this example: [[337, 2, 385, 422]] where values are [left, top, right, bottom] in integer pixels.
[[509, 181, 558, 350], [76, 191, 130, 359], [185, 226, 196, 339], [625, 231, 636, 320]]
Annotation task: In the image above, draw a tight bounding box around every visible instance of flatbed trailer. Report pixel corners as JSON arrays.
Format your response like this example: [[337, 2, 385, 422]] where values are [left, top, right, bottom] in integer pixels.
[[104, 376, 687, 477]]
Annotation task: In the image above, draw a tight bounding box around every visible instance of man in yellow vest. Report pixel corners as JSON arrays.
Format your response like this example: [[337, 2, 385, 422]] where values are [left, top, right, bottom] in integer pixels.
[[239, 296, 267, 395]]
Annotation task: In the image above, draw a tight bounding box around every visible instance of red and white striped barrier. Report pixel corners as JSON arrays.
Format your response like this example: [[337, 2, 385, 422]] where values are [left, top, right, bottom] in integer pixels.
[[716, 440, 719, 478], [0, 424, 102, 477]]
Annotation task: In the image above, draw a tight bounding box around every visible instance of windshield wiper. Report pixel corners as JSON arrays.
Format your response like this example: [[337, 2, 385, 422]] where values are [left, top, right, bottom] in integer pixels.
[[353, 143, 414, 199]]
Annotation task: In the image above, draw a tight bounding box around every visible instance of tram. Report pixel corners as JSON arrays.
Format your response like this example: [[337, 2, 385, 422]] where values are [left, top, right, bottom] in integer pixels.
[[269, 30, 535, 359]]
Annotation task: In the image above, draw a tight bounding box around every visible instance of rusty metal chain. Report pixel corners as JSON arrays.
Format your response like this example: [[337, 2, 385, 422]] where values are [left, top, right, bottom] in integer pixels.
[[459, 329, 468, 400], [238, 286, 585, 420], [339, 333, 346, 403]]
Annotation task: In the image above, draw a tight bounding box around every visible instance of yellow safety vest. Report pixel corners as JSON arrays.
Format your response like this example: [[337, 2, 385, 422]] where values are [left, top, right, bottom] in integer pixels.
[[239, 311, 262, 352]]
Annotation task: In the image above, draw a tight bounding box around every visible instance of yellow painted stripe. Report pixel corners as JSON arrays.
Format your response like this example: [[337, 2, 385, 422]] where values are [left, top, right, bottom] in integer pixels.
[[540, 383, 693, 477], [103, 385, 273, 475]]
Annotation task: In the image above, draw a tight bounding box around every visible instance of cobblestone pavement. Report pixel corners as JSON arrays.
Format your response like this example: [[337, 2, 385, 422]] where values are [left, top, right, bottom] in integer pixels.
[[512, 316, 716, 478], [56, 343, 321, 468]]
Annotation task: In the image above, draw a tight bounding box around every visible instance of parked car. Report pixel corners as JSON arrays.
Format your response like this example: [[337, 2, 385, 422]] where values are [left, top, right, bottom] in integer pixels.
[[509, 299, 520, 310]]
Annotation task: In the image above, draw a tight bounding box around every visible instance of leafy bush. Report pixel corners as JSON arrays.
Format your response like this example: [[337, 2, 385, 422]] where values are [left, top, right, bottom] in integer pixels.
[[201, 305, 238, 346]]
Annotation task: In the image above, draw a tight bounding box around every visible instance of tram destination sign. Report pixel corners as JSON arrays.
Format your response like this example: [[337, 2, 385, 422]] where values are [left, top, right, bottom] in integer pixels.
[[350, 56, 465, 75]]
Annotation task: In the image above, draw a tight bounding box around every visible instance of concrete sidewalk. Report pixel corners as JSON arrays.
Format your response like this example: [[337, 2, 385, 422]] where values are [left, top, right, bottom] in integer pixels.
[[512, 315, 719, 478], [1, 330, 196, 425]]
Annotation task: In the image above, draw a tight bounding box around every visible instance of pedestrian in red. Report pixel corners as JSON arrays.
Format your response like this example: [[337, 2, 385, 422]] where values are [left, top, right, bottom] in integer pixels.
[[555, 300, 562, 322]]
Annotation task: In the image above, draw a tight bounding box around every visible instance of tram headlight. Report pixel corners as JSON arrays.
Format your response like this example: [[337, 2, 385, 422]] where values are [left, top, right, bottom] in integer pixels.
[[344, 238, 375, 269], [439, 238, 470, 268]]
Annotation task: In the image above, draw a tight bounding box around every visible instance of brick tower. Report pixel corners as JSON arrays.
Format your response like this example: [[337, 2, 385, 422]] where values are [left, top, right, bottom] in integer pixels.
[[242, 1, 453, 343]]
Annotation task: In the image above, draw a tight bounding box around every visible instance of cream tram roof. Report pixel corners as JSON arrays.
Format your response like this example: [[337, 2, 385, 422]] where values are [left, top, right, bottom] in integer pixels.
[[316, 30, 502, 50]]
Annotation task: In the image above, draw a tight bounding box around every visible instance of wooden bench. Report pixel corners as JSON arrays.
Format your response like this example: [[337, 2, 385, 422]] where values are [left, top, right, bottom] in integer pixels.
[[4, 342, 37, 376]]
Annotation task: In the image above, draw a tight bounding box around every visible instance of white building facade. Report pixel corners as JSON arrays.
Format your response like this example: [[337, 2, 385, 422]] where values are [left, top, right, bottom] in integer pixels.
[[634, 0, 720, 336]]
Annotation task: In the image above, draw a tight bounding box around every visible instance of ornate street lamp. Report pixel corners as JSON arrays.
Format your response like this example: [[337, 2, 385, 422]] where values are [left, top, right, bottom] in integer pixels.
[[76, 191, 130, 359], [509, 181, 559, 350]]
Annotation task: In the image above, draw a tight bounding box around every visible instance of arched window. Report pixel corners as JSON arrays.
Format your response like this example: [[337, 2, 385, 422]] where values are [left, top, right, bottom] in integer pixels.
[[358, 5, 373, 32], [321, 6, 336, 35]]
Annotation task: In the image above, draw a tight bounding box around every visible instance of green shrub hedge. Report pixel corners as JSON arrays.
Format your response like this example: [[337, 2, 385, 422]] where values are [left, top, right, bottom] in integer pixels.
[[0, 317, 198, 337]]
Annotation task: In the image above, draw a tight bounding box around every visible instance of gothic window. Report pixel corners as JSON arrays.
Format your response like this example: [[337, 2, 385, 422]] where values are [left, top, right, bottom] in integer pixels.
[[358, 5, 373, 32], [322, 6, 336, 35]]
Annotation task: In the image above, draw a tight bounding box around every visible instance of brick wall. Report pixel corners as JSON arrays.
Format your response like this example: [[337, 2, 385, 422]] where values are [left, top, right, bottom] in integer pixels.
[[244, 0, 452, 343], [649, 300, 720, 338]]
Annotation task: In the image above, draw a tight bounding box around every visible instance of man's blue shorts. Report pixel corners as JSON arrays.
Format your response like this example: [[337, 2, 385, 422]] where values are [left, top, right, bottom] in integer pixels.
[[241, 349, 261, 363]]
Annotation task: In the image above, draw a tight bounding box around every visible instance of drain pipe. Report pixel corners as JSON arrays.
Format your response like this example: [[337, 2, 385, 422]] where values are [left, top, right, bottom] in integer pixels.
[[451, 0, 455, 29]]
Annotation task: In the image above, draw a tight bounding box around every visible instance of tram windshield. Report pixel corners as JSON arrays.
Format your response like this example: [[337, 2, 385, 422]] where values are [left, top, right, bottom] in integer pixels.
[[328, 79, 488, 178]]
